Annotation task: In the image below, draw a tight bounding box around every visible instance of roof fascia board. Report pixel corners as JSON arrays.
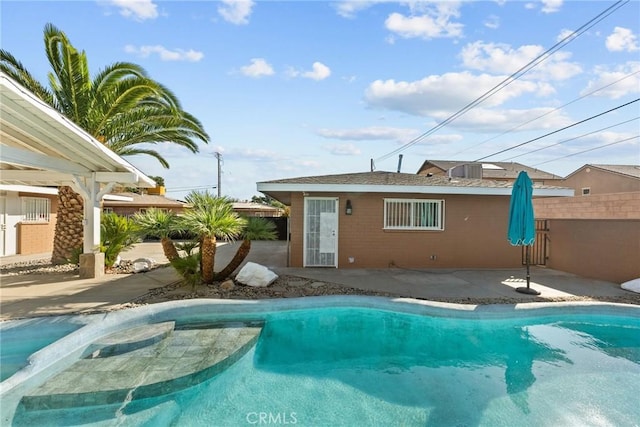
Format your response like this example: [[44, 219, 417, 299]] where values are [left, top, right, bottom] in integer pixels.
[[0, 184, 58, 195], [257, 183, 574, 197]]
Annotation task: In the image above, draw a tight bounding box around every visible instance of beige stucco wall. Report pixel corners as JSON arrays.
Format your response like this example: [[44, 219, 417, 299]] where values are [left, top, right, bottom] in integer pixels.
[[563, 168, 640, 195], [288, 192, 521, 269]]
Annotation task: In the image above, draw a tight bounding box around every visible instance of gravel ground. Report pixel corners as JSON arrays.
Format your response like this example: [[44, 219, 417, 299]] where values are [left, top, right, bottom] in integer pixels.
[[3, 259, 639, 309]]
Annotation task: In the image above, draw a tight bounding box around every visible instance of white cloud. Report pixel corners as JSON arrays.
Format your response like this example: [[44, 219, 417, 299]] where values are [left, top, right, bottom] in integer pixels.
[[460, 41, 582, 81], [322, 143, 362, 156], [484, 15, 500, 30], [541, 0, 563, 13], [316, 126, 420, 143], [102, 0, 159, 21], [581, 62, 640, 99], [429, 107, 572, 133], [124, 45, 204, 62], [556, 29, 577, 42], [364, 71, 551, 116], [240, 58, 274, 78], [287, 62, 332, 81], [606, 27, 639, 52], [385, 9, 463, 40], [218, 0, 255, 25], [333, 0, 381, 18]]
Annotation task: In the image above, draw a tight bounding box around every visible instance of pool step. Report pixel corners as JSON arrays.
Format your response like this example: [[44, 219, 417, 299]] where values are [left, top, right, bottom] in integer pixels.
[[83, 321, 175, 358], [20, 322, 262, 410]]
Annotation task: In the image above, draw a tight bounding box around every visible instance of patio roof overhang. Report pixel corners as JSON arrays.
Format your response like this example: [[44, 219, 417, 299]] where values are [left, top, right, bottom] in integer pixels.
[[0, 72, 156, 276], [0, 72, 155, 189]]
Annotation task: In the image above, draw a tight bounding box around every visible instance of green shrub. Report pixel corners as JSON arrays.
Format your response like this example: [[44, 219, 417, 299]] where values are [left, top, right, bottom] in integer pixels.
[[100, 213, 142, 268]]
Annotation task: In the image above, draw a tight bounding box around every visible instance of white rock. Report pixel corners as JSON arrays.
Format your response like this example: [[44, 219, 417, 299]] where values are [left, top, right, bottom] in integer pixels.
[[235, 262, 278, 287], [132, 257, 155, 273], [621, 278, 640, 294]]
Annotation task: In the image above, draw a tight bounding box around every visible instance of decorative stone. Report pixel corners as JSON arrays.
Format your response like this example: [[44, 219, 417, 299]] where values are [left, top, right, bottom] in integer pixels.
[[220, 280, 235, 291], [235, 262, 278, 287], [132, 258, 155, 273]]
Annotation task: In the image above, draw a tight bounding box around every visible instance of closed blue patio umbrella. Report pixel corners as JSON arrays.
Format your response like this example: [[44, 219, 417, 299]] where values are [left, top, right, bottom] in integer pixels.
[[508, 171, 540, 295]]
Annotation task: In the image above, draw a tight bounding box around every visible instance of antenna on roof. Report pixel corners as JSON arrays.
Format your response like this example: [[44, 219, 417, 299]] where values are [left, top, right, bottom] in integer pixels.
[[397, 154, 403, 173]]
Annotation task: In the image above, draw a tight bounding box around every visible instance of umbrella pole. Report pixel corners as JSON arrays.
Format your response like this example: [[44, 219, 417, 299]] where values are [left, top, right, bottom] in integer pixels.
[[526, 245, 531, 288], [516, 245, 540, 295]]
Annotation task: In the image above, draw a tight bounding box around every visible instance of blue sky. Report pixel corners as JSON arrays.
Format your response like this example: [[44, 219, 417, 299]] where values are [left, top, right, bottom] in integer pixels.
[[2, 0, 639, 201]]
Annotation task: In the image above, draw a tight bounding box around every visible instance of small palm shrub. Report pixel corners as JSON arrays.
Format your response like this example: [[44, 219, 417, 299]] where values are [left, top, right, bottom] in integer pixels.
[[100, 213, 141, 268]]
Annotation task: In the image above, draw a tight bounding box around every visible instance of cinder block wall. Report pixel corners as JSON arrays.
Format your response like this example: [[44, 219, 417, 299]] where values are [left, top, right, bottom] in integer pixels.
[[533, 192, 640, 283]]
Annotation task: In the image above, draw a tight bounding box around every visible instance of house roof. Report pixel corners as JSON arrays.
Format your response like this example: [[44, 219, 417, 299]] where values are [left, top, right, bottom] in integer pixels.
[[416, 160, 563, 180], [102, 192, 187, 208], [258, 171, 573, 204], [0, 72, 155, 189], [565, 164, 640, 180], [232, 202, 282, 211]]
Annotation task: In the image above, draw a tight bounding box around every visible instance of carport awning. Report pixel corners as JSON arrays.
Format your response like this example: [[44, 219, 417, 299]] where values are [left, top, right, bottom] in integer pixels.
[[0, 72, 154, 188]]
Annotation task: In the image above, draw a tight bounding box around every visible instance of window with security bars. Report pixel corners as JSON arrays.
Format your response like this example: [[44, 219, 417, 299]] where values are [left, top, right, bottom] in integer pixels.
[[21, 197, 50, 222], [384, 199, 444, 230]]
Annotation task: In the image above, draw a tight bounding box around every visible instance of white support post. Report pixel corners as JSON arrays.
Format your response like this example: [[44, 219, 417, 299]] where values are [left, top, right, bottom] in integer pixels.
[[72, 173, 105, 278]]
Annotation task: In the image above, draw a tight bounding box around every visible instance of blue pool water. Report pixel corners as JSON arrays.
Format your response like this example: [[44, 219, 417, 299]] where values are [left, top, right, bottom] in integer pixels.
[[7, 305, 640, 426], [0, 318, 83, 382]]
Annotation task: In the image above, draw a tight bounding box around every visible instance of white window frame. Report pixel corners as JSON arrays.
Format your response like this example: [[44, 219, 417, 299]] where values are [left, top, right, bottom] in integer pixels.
[[384, 198, 444, 231], [21, 197, 51, 223], [581, 187, 591, 196]]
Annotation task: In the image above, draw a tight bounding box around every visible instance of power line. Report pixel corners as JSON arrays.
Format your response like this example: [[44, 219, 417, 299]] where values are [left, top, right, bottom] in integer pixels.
[[473, 98, 640, 161], [531, 135, 639, 166], [451, 70, 640, 158], [499, 116, 640, 161], [372, 0, 629, 165]]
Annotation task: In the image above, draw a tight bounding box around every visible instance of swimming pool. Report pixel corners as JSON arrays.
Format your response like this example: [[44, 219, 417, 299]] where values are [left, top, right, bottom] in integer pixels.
[[2, 297, 639, 426]]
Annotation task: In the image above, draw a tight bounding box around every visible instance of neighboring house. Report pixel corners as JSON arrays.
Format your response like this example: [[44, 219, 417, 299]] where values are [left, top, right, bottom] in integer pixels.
[[562, 164, 640, 196], [416, 160, 563, 185], [102, 192, 188, 217], [257, 171, 572, 269], [232, 202, 284, 217], [0, 185, 58, 256]]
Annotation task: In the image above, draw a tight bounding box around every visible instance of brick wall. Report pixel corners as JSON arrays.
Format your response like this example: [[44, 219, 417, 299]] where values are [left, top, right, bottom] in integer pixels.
[[16, 195, 57, 255], [289, 192, 521, 269]]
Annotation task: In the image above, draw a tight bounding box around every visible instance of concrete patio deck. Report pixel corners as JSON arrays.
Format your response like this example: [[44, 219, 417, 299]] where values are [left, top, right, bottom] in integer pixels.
[[1, 241, 636, 320]]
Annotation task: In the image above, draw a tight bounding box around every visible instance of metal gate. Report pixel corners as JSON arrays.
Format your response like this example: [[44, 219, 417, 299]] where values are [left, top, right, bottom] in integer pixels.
[[523, 219, 549, 266]]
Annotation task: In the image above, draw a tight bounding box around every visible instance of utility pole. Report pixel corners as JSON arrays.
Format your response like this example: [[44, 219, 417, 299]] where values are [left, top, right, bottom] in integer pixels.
[[214, 152, 222, 197]]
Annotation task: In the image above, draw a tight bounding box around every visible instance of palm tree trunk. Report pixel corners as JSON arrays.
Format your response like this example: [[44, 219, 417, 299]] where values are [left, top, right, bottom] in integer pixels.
[[51, 186, 84, 264], [160, 237, 180, 262], [214, 239, 251, 281], [201, 236, 217, 285]]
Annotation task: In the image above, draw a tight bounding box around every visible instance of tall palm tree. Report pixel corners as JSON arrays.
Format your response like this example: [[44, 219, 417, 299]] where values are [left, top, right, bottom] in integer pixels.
[[214, 217, 277, 281], [180, 192, 245, 284], [0, 23, 209, 263], [132, 208, 181, 262]]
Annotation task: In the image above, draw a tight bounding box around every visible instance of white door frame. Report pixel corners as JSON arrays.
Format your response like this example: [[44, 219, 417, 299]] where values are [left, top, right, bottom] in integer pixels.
[[303, 197, 338, 267]]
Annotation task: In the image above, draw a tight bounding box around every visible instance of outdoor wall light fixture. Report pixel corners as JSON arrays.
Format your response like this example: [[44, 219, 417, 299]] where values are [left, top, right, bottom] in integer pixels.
[[345, 200, 353, 215]]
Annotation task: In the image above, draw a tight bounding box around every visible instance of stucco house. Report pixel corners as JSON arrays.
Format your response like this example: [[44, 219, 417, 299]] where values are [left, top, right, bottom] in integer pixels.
[[562, 164, 640, 195], [416, 160, 563, 185], [257, 171, 572, 269]]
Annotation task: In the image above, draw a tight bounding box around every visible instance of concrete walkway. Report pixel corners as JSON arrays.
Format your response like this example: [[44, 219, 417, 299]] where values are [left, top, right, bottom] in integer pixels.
[[1, 241, 636, 320]]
